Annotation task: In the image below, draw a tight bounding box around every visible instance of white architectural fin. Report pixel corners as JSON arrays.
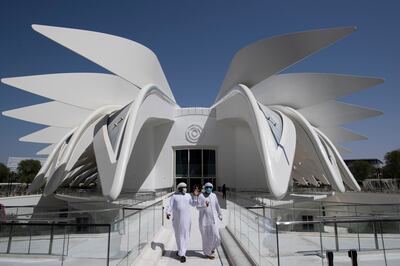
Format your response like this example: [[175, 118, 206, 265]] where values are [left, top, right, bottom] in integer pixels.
[[2, 101, 92, 127], [252, 73, 383, 109], [299, 101, 383, 127], [32, 24, 175, 102], [274, 105, 346, 192], [37, 144, 56, 155], [316, 128, 361, 191], [28, 129, 75, 193], [318, 126, 367, 144], [102, 85, 176, 200], [43, 106, 119, 196], [2, 73, 139, 110], [215, 85, 297, 199], [216, 26, 356, 101], [20, 127, 73, 144], [337, 145, 352, 154]]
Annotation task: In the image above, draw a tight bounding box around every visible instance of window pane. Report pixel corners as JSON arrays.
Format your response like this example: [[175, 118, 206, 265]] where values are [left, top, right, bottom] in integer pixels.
[[203, 150, 216, 177], [176, 150, 188, 177], [189, 150, 202, 177]]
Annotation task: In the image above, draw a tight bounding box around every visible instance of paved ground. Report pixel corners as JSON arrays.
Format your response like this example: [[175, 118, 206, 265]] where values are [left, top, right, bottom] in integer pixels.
[[157, 200, 229, 266]]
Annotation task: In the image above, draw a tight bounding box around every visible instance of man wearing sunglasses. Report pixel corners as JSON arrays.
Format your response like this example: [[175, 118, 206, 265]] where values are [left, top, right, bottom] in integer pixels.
[[197, 182, 223, 259]]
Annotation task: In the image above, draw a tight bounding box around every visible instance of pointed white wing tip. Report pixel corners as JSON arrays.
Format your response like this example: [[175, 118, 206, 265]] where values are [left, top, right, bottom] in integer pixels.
[[340, 25, 357, 33], [1, 77, 11, 85], [1, 77, 21, 87], [364, 76, 384, 86], [32, 24, 59, 36], [2, 110, 10, 116], [331, 25, 357, 34], [32, 24, 47, 32]]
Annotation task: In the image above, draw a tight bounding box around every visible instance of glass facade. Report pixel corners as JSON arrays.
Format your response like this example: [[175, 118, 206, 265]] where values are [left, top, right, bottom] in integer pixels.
[[189, 149, 202, 177], [174, 149, 216, 189], [175, 150, 188, 177], [203, 149, 216, 177]]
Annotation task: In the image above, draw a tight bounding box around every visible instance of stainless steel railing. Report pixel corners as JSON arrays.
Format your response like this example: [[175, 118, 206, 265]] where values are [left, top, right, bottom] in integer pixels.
[[0, 197, 166, 266], [225, 191, 400, 266]]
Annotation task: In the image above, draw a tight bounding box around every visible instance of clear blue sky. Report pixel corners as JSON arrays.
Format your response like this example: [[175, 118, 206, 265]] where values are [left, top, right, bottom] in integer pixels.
[[0, 0, 399, 164]]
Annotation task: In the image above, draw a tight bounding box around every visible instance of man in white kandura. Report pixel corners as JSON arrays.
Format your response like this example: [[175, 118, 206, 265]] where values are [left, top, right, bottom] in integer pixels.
[[197, 182, 223, 259], [166, 182, 200, 263]]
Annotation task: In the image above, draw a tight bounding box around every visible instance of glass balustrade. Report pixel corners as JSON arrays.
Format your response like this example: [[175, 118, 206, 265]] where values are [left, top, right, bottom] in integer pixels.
[[226, 191, 400, 266], [0, 198, 165, 266]]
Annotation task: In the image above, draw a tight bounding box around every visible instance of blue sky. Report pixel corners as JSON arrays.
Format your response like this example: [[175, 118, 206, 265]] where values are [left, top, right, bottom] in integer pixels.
[[0, 0, 399, 164]]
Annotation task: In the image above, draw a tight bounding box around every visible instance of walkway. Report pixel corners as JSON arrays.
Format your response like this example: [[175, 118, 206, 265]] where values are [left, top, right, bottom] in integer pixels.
[[156, 198, 229, 266]]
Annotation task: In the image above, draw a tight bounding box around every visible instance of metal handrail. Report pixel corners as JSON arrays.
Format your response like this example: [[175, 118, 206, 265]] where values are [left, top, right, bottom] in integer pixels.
[[0, 194, 168, 266], [245, 205, 400, 217], [0, 221, 112, 227], [276, 215, 400, 226], [1, 194, 160, 222], [112, 198, 165, 225], [226, 190, 400, 266]]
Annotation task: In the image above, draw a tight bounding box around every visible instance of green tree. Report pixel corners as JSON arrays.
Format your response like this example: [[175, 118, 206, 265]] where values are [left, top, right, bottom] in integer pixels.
[[349, 160, 374, 181], [383, 150, 400, 179], [16, 160, 41, 183], [0, 163, 10, 183]]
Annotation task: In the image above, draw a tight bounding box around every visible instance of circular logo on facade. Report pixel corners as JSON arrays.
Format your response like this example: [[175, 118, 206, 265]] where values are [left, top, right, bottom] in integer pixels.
[[186, 124, 203, 143]]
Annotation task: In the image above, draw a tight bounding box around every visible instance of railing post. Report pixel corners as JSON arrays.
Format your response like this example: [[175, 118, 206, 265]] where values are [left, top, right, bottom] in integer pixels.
[[61, 226, 66, 266], [153, 205, 155, 238], [334, 222, 339, 251], [319, 221, 324, 262], [233, 198, 236, 235], [48, 222, 55, 255], [256, 216, 261, 265], [355, 206, 361, 251], [6, 222, 13, 254], [66, 226, 70, 256], [379, 221, 388, 266], [246, 209, 250, 250], [373, 222, 379, 249], [28, 227, 32, 254], [107, 225, 111, 266], [326, 251, 334, 266], [275, 222, 280, 266], [138, 211, 141, 254], [162, 206, 165, 226]]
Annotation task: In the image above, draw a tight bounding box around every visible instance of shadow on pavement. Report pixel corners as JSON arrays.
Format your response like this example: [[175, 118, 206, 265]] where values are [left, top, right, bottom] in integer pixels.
[[162, 249, 206, 260]]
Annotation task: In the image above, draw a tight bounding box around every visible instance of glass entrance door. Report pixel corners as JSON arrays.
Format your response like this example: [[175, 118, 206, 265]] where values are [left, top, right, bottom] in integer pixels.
[[174, 148, 216, 191]]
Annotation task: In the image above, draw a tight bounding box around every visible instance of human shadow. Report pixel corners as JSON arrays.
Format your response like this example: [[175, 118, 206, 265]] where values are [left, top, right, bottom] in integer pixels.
[[162, 249, 206, 260]]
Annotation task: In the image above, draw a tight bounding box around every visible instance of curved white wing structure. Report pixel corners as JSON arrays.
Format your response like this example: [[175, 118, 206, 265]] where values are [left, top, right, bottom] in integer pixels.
[[2, 73, 140, 110], [252, 73, 383, 109], [298, 101, 382, 127], [2, 25, 383, 200], [3, 101, 92, 127], [32, 24, 175, 102], [95, 85, 176, 199], [216, 26, 356, 101], [215, 26, 383, 195], [37, 144, 56, 155], [20, 127, 72, 144], [318, 127, 367, 144], [214, 84, 296, 198]]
